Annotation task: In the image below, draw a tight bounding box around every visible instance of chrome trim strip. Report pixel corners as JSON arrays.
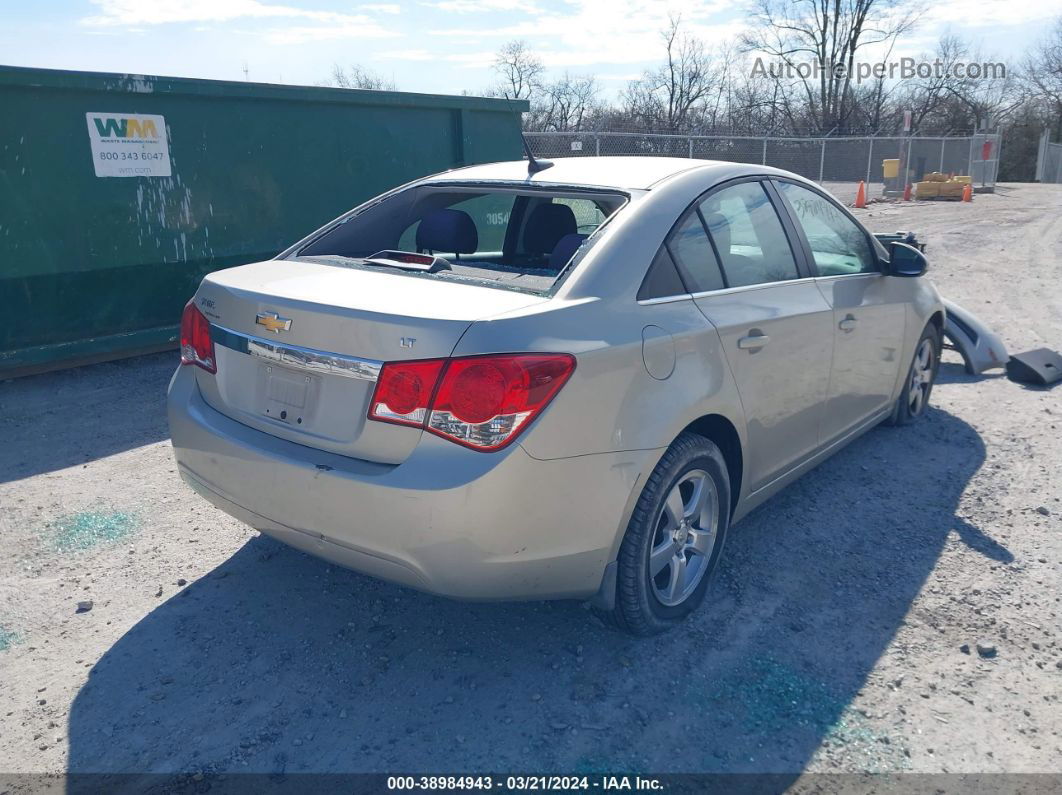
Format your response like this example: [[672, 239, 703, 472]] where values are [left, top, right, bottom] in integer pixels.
[[638, 276, 819, 305], [212, 324, 382, 382], [689, 276, 816, 299], [812, 272, 883, 282], [637, 293, 694, 306]]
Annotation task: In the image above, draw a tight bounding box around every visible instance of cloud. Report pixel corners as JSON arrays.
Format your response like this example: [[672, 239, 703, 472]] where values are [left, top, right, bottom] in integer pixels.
[[376, 48, 436, 61], [81, 0, 394, 27], [444, 51, 502, 68], [424, 0, 539, 13], [262, 22, 399, 44], [375, 48, 498, 66], [924, 0, 1058, 27], [429, 0, 740, 68]]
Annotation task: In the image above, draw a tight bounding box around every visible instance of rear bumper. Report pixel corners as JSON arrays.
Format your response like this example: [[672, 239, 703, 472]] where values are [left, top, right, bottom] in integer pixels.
[[167, 366, 651, 600]]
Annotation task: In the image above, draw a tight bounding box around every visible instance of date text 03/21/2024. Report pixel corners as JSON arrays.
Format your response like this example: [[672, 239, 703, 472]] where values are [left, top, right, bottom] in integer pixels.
[[386, 776, 664, 791]]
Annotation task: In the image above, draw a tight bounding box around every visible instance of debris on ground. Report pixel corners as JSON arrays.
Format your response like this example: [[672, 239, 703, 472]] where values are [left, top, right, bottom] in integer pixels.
[[51, 510, 139, 552]]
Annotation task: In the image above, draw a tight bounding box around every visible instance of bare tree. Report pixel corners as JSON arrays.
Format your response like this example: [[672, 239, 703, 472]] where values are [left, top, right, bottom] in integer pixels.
[[324, 64, 396, 91], [887, 35, 969, 132], [533, 73, 600, 132], [709, 45, 790, 133], [1024, 17, 1062, 138], [622, 15, 721, 133], [491, 40, 544, 100], [743, 0, 922, 132], [941, 43, 1025, 131]]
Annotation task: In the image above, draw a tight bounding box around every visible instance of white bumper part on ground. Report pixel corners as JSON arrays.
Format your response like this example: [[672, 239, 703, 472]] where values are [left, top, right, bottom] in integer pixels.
[[943, 298, 1009, 375]]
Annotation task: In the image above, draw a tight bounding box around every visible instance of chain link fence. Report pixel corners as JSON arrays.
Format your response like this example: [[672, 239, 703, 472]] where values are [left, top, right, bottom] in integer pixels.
[[526, 131, 1001, 203]]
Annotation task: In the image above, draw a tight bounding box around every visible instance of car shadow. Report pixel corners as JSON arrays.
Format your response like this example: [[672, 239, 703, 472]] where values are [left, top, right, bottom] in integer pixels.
[[0, 352, 174, 484], [66, 406, 1000, 783], [934, 358, 1011, 387], [935, 360, 978, 385]]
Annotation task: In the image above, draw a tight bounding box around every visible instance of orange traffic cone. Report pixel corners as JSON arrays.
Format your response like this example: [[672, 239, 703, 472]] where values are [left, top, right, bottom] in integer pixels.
[[962, 183, 973, 202], [854, 180, 866, 209], [903, 182, 912, 201]]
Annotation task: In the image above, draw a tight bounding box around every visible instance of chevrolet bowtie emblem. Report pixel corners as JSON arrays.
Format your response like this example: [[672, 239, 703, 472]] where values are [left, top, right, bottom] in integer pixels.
[[255, 311, 292, 333]]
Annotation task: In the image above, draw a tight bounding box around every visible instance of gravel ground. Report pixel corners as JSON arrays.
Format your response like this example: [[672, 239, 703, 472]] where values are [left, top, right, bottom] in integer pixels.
[[1, 183, 1060, 783]]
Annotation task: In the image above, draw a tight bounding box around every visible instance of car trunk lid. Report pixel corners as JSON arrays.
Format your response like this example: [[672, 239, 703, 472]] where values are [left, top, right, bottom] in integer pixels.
[[192, 259, 547, 464]]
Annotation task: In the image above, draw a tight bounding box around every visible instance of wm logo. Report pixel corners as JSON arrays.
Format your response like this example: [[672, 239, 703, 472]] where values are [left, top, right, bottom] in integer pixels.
[[92, 117, 159, 139]]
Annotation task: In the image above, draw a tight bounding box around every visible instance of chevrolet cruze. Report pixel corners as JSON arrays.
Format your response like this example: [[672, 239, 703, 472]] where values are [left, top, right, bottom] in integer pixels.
[[168, 156, 943, 635]]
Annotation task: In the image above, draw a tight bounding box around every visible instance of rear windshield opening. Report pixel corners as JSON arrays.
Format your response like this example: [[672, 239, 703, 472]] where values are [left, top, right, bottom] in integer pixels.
[[293, 185, 627, 294]]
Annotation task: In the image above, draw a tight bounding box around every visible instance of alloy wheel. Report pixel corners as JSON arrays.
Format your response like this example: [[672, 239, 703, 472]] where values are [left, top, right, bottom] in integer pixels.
[[648, 469, 718, 607], [908, 338, 935, 415]]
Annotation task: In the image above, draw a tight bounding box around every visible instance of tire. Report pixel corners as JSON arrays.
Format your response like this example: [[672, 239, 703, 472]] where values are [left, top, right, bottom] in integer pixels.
[[887, 323, 941, 426], [595, 432, 730, 636]]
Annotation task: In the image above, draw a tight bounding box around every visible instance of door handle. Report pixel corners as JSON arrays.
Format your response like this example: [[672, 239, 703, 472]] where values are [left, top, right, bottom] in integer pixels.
[[839, 316, 858, 332], [737, 333, 770, 351]]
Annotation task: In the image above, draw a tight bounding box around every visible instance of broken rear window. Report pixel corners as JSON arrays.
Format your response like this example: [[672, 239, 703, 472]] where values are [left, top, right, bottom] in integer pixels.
[[293, 185, 627, 294]]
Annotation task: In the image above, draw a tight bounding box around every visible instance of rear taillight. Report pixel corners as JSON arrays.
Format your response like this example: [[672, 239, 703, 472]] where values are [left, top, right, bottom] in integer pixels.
[[428, 355, 575, 450], [367, 359, 445, 427], [368, 353, 575, 451], [180, 301, 216, 374]]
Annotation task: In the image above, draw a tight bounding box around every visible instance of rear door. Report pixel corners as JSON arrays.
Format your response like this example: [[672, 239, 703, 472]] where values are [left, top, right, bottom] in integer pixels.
[[673, 179, 834, 492], [772, 179, 907, 443]]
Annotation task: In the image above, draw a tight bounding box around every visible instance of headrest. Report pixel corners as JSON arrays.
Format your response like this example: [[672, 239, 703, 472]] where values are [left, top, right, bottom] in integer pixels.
[[523, 203, 578, 255], [548, 233, 587, 270], [416, 209, 478, 254]]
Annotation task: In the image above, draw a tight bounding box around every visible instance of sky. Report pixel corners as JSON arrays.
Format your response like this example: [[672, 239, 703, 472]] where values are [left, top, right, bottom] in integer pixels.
[[1, 0, 1057, 98]]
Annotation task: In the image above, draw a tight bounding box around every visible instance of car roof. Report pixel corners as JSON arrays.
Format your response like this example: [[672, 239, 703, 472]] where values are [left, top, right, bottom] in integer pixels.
[[425, 156, 756, 191]]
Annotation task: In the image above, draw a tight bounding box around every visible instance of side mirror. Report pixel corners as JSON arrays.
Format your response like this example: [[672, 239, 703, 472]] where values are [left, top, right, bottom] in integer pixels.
[[885, 242, 928, 277]]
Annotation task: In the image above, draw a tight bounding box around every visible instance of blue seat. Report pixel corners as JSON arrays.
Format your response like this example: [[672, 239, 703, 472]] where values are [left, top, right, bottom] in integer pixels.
[[548, 233, 588, 270], [416, 209, 478, 255], [523, 204, 578, 256]]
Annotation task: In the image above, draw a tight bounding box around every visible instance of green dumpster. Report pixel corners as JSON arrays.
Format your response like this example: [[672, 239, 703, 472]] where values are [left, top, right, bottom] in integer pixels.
[[0, 65, 527, 377]]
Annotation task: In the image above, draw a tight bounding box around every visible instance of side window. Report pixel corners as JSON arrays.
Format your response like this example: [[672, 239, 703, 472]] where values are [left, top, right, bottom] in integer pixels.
[[698, 182, 799, 288], [666, 211, 726, 293], [396, 221, 418, 253], [552, 197, 607, 234], [775, 181, 876, 276], [638, 247, 687, 300]]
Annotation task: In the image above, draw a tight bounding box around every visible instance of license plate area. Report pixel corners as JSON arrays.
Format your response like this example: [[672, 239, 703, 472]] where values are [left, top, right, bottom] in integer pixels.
[[258, 364, 318, 426]]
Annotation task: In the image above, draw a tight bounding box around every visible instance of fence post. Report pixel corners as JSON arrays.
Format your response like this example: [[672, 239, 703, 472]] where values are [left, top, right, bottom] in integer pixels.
[[762, 137, 768, 165], [967, 137, 974, 179], [689, 137, 693, 159], [594, 135, 600, 157], [1035, 131, 1048, 181], [939, 138, 946, 172], [981, 135, 987, 189], [992, 133, 1002, 189], [819, 139, 826, 183], [866, 138, 873, 184]]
